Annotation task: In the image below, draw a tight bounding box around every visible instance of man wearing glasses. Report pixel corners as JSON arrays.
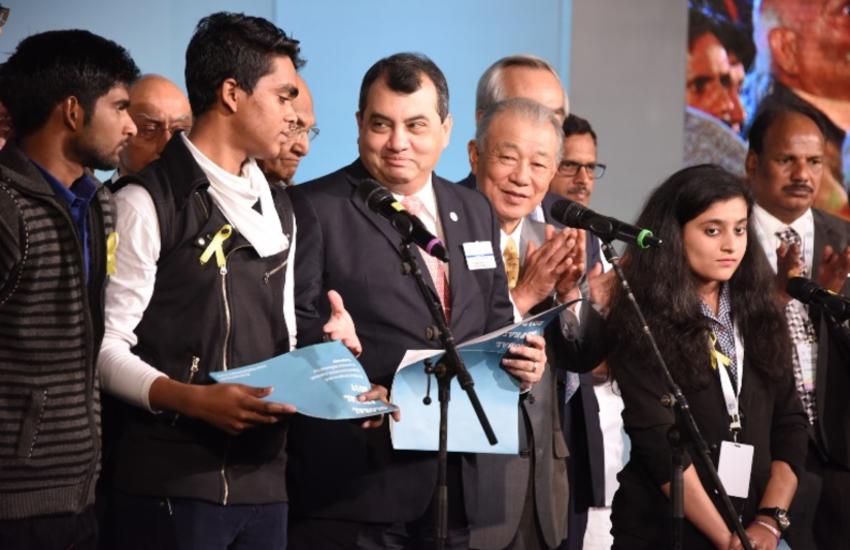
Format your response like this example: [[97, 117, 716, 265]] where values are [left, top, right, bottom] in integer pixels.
[[259, 74, 317, 187], [548, 114, 604, 210], [114, 74, 192, 178]]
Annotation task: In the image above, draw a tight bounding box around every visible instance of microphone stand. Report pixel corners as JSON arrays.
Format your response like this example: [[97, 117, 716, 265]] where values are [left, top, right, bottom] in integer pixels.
[[397, 237, 497, 550], [600, 240, 752, 550]]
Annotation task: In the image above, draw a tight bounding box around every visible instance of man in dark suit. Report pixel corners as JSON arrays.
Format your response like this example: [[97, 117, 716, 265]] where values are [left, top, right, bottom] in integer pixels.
[[286, 53, 549, 549], [747, 103, 850, 550], [468, 97, 589, 549], [547, 114, 616, 550]]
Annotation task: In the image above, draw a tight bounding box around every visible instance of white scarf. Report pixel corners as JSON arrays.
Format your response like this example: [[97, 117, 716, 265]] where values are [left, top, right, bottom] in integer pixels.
[[181, 133, 288, 257]]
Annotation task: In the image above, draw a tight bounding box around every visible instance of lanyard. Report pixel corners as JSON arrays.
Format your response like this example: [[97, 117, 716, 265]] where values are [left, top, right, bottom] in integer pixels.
[[712, 325, 745, 440]]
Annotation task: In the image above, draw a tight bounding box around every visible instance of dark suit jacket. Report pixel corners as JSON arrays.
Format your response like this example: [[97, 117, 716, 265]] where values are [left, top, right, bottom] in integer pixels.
[[611, 350, 808, 548], [286, 160, 515, 523], [810, 208, 850, 469], [468, 218, 575, 549]]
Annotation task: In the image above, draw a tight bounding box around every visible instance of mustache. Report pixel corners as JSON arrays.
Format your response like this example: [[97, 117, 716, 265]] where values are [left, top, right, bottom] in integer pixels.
[[783, 183, 814, 193]]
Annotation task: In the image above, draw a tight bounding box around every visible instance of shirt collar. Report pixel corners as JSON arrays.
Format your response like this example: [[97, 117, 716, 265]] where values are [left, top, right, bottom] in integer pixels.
[[500, 218, 525, 253], [699, 282, 733, 327], [30, 160, 98, 206], [753, 203, 813, 240], [392, 175, 437, 221]]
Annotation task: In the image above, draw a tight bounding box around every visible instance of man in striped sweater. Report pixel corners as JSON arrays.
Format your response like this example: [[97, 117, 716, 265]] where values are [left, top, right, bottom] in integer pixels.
[[0, 30, 139, 549]]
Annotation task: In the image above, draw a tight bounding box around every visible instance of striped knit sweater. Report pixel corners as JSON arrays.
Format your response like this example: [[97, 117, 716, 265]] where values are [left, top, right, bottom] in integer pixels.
[[0, 145, 113, 520]]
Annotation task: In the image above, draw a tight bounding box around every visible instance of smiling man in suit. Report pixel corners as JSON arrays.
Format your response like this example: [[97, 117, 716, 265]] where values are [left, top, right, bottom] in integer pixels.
[[286, 52, 549, 549], [470, 97, 599, 550]]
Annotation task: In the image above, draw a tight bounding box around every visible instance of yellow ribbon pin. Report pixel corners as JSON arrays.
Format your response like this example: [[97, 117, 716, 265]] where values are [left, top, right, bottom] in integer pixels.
[[199, 225, 233, 268], [106, 232, 119, 276], [708, 332, 731, 371]]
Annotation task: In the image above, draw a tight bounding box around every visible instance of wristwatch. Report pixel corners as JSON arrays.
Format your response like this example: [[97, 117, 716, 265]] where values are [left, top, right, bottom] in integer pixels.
[[756, 507, 791, 532]]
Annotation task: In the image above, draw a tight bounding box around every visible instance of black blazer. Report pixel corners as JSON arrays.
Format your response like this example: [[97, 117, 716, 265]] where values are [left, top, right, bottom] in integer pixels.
[[810, 208, 850, 469], [610, 345, 808, 549], [286, 160, 515, 523]]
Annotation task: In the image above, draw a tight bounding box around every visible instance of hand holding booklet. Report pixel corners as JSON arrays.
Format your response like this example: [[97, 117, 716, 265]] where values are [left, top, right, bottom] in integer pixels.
[[210, 340, 398, 421], [390, 304, 567, 454]]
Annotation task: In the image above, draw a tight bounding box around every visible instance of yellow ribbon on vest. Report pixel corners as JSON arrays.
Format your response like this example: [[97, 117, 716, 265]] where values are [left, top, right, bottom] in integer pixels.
[[199, 225, 233, 268], [708, 332, 731, 371], [106, 232, 119, 276]]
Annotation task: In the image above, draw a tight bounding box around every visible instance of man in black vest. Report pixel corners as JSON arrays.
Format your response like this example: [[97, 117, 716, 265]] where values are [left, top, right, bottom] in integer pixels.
[[97, 12, 370, 550]]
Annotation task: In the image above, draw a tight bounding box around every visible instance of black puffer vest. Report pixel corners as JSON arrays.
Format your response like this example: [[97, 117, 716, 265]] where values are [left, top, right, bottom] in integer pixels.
[[110, 135, 293, 504]]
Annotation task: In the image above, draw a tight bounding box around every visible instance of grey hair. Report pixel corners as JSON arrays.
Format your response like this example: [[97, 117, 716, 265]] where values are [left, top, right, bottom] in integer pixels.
[[475, 54, 568, 115], [475, 97, 565, 163]]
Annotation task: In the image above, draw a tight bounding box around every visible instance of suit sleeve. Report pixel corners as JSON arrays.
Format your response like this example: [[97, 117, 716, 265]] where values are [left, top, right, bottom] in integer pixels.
[[615, 349, 694, 486], [768, 363, 808, 477], [288, 185, 328, 347]]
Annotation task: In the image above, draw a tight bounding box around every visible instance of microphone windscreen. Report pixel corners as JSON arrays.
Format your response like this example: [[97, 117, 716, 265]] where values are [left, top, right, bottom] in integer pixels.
[[550, 199, 585, 227]]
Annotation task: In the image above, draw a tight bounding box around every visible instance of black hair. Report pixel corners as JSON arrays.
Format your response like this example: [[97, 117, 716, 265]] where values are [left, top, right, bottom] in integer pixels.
[[747, 102, 827, 156], [358, 52, 449, 121], [688, 9, 720, 51], [185, 12, 304, 117], [562, 113, 597, 144], [0, 29, 139, 139], [606, 164, 791, 390]]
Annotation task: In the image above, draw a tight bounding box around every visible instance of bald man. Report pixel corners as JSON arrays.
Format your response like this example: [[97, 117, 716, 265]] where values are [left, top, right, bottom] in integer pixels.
[[258, 74, 316, 186], [116, 74, 192, 176]]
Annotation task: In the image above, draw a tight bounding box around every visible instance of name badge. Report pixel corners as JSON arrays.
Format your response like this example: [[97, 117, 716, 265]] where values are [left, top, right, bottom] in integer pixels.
[[462, 241, 496, 270], [717, 440, 753, 499]]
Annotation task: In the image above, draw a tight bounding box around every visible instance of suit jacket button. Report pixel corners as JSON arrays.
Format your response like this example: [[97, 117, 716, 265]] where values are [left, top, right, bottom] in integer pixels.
[[526, 394, 535, 405]]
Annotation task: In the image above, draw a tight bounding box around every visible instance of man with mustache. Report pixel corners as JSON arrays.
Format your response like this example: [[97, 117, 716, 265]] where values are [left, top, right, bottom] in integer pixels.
[[747, 103, 850, 550]]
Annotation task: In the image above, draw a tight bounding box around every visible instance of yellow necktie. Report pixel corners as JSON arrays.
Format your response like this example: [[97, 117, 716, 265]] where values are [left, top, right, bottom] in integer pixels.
[[503, 237, 520, 289]]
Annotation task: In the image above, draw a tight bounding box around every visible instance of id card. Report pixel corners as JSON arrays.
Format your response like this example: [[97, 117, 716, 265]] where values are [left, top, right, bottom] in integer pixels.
[[462, 241, 497, 270], [717, 440, 753, 499]]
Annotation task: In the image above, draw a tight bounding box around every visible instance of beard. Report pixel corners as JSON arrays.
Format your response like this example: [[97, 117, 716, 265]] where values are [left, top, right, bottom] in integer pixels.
[[72, 132, 123, 172]]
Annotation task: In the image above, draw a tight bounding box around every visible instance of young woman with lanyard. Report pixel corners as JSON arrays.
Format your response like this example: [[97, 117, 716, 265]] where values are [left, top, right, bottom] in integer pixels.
[[602, 165, 808, 550]]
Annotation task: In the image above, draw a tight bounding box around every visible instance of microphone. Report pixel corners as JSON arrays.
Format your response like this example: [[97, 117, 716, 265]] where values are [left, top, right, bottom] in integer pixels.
[[550, 199, 662, 249], [787, 277, 850, 321], [356, 179, 448, 262]]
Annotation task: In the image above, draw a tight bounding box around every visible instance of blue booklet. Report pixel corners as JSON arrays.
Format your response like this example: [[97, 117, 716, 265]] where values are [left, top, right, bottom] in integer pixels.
[[210, 341, 398, 420], [390, 304, 568, 454]]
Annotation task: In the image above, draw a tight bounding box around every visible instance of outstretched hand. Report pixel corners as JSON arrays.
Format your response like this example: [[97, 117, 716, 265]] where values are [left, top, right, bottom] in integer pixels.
[[323, 289, 362, 357]]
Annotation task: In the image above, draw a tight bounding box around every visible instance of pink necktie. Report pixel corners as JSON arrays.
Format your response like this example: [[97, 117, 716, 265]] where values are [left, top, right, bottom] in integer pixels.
[[401, 195, 451, 321]]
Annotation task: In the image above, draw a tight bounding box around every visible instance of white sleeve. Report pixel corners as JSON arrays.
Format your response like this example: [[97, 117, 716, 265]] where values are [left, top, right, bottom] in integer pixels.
[[285, 215, 298, 350], [97, 184, 166, 411]]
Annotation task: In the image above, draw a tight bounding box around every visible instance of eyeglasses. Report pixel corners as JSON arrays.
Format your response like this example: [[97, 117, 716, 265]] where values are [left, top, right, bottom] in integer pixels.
[[557, 160, 606, 179], [287, 123, 320, 142], [136, 121, 191, 142], [686, 73, 733, 95]]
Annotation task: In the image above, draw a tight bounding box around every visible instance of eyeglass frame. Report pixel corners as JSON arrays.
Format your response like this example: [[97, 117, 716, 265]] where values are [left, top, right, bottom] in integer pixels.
[[556, 160, 606, 179]]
